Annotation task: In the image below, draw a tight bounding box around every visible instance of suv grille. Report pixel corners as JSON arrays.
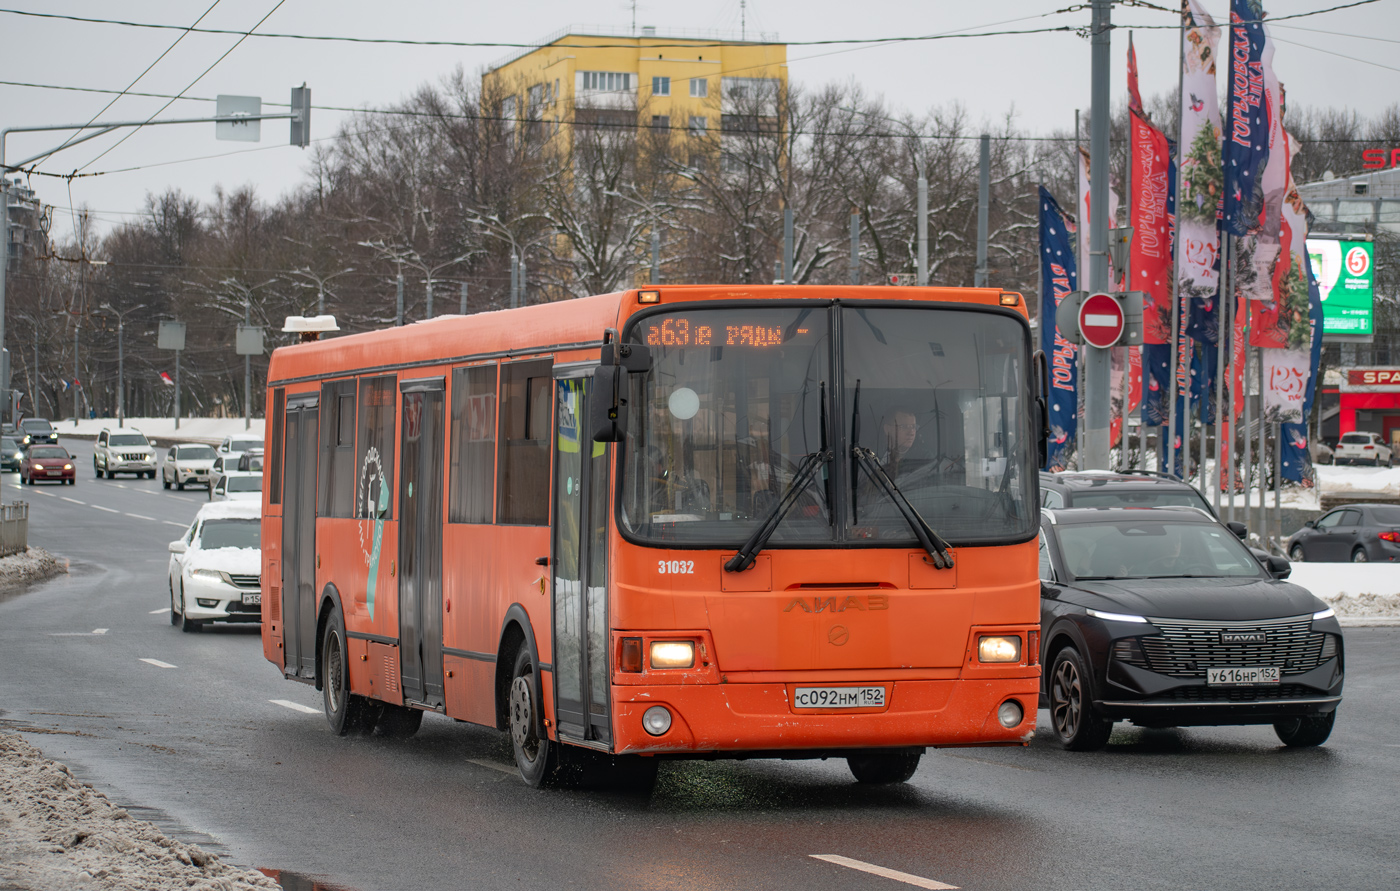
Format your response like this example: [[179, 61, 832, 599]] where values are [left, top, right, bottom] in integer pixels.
[[227, 574, 260, 589], [1156, 683, 1321, 702], [1140, 617, 1327, 678], [119, 452, 149, 461]]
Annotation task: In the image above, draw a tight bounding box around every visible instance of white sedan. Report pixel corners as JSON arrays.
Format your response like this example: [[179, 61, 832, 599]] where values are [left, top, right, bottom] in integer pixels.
[[209, 470, 263, 502], [168, 501, 262, 632]]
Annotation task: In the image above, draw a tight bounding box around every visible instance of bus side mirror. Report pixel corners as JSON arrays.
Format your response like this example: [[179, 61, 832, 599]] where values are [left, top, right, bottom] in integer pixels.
[[591, 365, 627, 443]]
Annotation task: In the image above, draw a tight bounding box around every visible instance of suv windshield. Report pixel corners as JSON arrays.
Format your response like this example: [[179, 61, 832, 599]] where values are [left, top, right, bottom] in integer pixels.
[[109, 434, 149, 447], [199, 519, 260, 549], [1057, 521, 1261, 580], [229, 439, 262, 452], [619, 304, 1035, 547], [178, 445, 217, 460]]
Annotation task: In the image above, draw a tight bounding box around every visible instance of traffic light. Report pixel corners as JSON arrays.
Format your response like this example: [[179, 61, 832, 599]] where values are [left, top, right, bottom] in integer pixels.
[[290, 84, 311, 148]]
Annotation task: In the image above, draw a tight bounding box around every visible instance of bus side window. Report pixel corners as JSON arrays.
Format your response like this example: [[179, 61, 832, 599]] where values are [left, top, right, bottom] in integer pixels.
[[497, 359, 552, 525], [319, 380, 358, 518], [450, 364, 498, 523], [356, 376, 397, 520], [268, 389, 285, 505]]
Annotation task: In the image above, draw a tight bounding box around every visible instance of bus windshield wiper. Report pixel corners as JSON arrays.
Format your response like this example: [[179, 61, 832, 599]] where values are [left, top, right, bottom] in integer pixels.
[[851, 446, 955, 570], [725, 448, 831, 573]]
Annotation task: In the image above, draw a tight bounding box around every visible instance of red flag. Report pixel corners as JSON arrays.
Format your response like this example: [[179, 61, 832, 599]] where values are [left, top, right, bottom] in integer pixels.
[[1130, 109, 1172, 343], [160, 372, 175, 387], [1127, 33, 1144, 116]]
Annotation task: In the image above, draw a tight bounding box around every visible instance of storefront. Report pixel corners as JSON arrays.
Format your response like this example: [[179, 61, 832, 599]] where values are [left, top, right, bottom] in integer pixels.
[[1340, 368, 1400, 451]]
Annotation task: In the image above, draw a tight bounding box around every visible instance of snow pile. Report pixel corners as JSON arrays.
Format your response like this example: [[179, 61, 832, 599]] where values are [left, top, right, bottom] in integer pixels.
[[0, 732, 279, 891], [0, 547, 67, 590], [1286, 563, 1400, 624], [53, 417, 264, 444], [1315, 464, 1400, 499]]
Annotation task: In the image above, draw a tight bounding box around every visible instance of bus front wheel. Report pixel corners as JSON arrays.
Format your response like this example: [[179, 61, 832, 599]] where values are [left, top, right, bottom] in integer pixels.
[[509, 647, 557, 787], [847, 752, 921, 784]]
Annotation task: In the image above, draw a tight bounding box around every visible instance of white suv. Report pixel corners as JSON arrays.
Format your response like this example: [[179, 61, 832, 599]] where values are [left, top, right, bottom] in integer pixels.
[[94, 428, 157, 479], [1335, 431, 1393, 466]]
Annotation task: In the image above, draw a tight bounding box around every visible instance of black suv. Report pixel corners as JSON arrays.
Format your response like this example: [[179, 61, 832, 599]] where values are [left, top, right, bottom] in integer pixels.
[[1040, 470, 1225, 515], [17, 418, 58, 447]]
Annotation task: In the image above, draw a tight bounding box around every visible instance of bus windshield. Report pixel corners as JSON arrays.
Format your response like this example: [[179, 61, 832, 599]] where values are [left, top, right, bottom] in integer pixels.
[[620, 304, 1035, 547]]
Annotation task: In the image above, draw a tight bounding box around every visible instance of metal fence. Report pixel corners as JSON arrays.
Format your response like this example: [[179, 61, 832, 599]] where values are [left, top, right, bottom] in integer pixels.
[[0, 501, 28, 557]]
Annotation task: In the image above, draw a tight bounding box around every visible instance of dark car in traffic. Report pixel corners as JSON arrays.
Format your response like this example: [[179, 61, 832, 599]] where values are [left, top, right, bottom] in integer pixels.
[[1038, 507, 1343, 750], [20, 445, 76, 485], [1287, 503, 1400, 563], [1040, 470, 1226, 517], [0, 436, 21, 472], [18, 418, 58, 447]]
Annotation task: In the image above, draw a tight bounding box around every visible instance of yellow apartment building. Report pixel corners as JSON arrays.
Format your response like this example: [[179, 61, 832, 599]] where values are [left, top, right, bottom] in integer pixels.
[[483, 24, 788, 143]]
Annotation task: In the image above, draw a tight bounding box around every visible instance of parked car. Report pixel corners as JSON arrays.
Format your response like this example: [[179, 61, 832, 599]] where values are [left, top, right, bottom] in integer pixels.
[[1, 436, 21, 472], [236, 448, 264, 472], [163, 443, 217, 490], [94, 427, 158, 479], [209, 470, 263, 502], [1039, 470, 1249, 535], [167, 500, 262, 632], [17, 418, 58, 447], [1333, 431, 1393, 466], [1310, 440, 1334, 465], [1038, 506, 1343, 750], [1286, 503, 1400, 563], [19, 444, 75, 485]]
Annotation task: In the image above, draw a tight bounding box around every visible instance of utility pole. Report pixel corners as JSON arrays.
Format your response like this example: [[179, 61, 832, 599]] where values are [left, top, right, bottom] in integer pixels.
[[783, 206, 794, 284], [425, 277, 433, 320], [73, 320, 80, 422], [650, 230, 661, 284], [459, 282, 468, 315], [396, 273, 404, 326], [1083, 0, 1113, 470], [974, 133, 990, 288], [510, 253, 519, 308], [116, 317, 123, 427], [849, 212, 860, 286], [244, 300, 251, 431], [0, 178, 6, 504], [917, 158, 929, 287]]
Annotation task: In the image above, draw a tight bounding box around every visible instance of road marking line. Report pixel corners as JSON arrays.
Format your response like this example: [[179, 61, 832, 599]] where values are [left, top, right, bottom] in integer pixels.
[[92, 505, 120, 513], [465, 758, 518, 776], [30, 490, 54, 497], [125, 513, 156, 521], [270, 699, 320, 714], [61, 497, 85, 505], [148, 608, 167, 615], [139, 658, 176, 669], [162, 521, 186, 527], [810, 855, 958, 890], [92, 629, 108, 635]]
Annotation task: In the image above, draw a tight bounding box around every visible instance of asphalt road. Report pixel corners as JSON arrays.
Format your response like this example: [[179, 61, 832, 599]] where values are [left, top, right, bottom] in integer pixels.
[[1, 439, 1397, 891]]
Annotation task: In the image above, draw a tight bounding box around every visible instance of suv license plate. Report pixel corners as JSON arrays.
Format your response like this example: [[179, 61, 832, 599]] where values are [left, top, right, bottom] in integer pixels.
[[242, 593, 262, 606], [1207, 666, 1280, 686], [793, 686, 885, 709]]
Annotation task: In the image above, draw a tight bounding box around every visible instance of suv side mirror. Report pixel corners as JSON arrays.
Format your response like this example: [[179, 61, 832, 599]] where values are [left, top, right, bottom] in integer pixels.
[[1265, 554, 1291, 579], [1226, 521, 1247, 540]]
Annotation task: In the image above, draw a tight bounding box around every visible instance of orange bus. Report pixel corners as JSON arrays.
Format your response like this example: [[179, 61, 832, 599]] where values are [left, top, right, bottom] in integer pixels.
[[261, 285, 1046, 786]]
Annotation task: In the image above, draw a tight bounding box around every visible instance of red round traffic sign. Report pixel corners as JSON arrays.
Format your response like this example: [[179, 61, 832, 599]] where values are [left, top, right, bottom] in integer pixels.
[[1078, 292, 1124, 349]]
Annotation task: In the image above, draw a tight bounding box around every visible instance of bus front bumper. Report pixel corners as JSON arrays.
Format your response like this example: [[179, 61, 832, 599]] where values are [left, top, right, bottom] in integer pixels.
[[608, 676, 1039, 756]]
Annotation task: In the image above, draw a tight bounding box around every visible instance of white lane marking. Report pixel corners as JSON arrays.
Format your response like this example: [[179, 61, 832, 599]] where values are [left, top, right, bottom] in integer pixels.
[[162, 521, 186, 527], [30, 489, 54, 497], [61, 496, 86, 505], [139, 658, 176, 669], [125, 513, 156, 521], [465, 758, 518, 776], [270, 699, 320, 714], [92, 629, 108, 635], [92, 505, 120, 514], [810, 855, 958, 890], [148, 608, 167, 615]]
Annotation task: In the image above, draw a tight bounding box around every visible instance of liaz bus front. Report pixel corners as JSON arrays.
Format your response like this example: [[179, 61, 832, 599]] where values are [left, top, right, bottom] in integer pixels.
[[580, 287, 1043, 782]]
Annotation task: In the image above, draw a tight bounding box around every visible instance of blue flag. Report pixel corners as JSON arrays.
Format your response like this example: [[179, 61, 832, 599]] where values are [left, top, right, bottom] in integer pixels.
[[1039, 186, 1079, 471], [1280, 254, 1325, 483], [1222, 0, 1271, 236]]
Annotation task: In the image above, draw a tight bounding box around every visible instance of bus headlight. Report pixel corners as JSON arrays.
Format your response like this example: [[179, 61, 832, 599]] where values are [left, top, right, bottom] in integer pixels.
[[649, 641, 695, 669], [978, 635, 1022, 663], [642, 706, 672, 736]]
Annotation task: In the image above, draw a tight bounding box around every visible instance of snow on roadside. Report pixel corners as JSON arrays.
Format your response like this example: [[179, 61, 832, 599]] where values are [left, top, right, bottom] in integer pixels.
[[0, 732, 279, 891], [1285, 563, 1400, 625], [0, 548, 67, 591], [53, 417, 264, 444]]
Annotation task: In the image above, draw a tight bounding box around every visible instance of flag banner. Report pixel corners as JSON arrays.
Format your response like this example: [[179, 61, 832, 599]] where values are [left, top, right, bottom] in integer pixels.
[[1252, 127, 1312, 348], [1193, 343, 1218, 426], [1132, 111, 1173, 343], [159, 371, 175, 387], [1142, 343, 1171, 427], [1223, 0, 1271, 237], [1281, 252, 1325, 484], [1039, 186, 1079, 471], [1077, 147, 1120, 286], [1179, 0, 1224, 345], [1263, 349, 1309, 423], [1129, 346, 1142, 414], [1112, 347, 1125, 447]]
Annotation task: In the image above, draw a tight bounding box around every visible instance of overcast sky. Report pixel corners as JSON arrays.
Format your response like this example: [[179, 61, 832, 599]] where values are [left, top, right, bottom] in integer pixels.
[[1, 0, 1394, 240]]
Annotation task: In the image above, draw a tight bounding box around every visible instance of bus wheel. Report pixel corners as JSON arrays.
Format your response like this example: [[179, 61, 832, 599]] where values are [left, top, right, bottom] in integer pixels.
[[509, 647, 557, 787], [322, 605, 374, 736], [847, 752, 921, 784], [376, 704, 423, 739]]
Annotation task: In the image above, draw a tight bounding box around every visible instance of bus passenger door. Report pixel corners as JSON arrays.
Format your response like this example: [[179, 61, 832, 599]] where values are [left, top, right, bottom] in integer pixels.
[[397, 379, 446, 709], [281, 394, 319, 679], [551, 375, 611, 745]]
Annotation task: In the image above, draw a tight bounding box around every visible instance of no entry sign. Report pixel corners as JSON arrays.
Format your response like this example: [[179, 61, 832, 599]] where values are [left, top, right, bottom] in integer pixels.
[[1078, 292, 1124, 349]]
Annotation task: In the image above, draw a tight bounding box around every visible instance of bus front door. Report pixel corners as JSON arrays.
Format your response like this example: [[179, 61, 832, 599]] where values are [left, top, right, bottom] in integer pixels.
[[281, 395, 319, 680], [396, 379, 446, 709], [551, 375, 611, 745]]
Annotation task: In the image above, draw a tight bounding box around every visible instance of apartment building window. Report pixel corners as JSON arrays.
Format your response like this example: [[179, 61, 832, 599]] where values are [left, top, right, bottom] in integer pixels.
[[690, 77, 708, 98], [501, 95, 517, 134], [688, 116, 708, 135], [652, 115, 671, 131], [580, 71, 632, 92], [528, 84, 545, 108], [653, 76, 670, 96]]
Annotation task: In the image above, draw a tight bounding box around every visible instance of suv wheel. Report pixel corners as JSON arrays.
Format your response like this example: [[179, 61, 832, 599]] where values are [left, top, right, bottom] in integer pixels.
[[1049, 647, 1112, 751], [1274, 710, 1335, 747], [93, 459, 101, 479]]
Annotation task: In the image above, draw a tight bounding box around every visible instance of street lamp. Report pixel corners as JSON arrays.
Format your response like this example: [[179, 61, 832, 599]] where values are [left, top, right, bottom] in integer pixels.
[[98, 303, 146, 428]]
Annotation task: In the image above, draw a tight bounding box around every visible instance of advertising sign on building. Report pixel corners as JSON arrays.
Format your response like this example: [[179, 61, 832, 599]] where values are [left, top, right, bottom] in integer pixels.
[[1307, 238, 1374, 337]]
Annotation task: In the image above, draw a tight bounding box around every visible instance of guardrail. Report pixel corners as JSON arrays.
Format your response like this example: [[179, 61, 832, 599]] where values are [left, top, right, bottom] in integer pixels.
[[0, 501, 28, 557]]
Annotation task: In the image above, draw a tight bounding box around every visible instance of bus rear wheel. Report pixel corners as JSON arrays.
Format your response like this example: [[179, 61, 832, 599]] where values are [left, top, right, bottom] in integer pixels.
[[847, 752, 922, 784], [376, 703, 423, 739], [321, 604, 375, 736], [509, 647, 558, 787]]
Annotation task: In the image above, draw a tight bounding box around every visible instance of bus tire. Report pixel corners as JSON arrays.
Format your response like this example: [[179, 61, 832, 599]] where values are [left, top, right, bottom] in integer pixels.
[[376, 703, 423, 739], [508, 646, 557, 787], [847, 752, 921, 784], [321, 604, 375, 736]]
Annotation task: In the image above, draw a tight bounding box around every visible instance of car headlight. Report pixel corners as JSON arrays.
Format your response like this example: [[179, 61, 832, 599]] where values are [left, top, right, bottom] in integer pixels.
[[977, 635, 1022, 663], [1312, 607, 1335, 621], [191, 569, 228, 584], [649, 641, 695, 669], [31, 463, 42, 471], [1086, 608, 1151, 623], [63, 464, 72, 470]]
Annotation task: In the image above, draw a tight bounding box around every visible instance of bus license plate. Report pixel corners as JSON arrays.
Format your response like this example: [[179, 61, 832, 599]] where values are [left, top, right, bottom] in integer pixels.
[[793, 686, 885, 709], [242, 593, 262, 606], [1207, 666, 1279, 686]]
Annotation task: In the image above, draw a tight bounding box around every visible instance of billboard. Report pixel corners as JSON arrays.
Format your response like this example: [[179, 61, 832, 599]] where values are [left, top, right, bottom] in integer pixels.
[[1307, 238, 1373, 337]]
